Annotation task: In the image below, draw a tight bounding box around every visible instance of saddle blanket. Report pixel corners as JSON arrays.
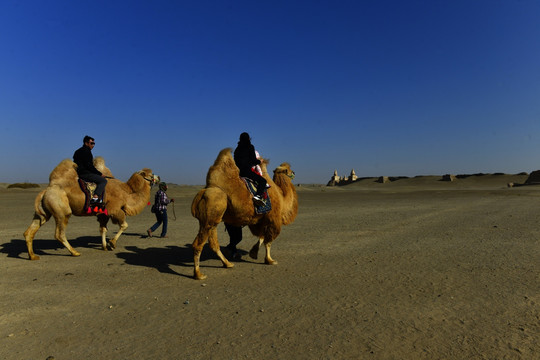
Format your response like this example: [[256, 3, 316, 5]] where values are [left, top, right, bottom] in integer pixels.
[[78, 178, 107, 215], [241, 177, 271, 214]]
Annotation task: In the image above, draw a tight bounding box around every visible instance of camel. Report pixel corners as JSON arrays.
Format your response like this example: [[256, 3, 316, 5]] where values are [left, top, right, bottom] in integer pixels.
[[191, 148, 298, 280], [23, 157, 158, 260]]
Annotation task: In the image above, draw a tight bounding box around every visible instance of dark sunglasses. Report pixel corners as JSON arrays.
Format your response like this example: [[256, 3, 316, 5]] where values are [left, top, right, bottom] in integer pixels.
[[89, 142, 95, 145]]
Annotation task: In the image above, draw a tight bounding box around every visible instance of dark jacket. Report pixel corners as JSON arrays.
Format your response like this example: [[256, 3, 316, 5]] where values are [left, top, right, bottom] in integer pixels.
[[73, 145, 102, 176], [234, 142, 260, 172]]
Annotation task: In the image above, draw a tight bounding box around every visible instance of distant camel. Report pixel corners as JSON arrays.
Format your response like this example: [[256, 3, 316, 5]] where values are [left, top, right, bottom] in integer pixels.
[[23, 157, 158, 260], [191, 148, 298, 280]]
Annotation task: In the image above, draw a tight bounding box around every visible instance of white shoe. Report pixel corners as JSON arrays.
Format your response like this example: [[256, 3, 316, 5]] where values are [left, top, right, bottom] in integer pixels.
[[253, 195, 264, 205]]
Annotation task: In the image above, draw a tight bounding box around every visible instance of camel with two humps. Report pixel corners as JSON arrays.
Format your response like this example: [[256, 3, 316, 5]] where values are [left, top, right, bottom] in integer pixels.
[[191, 148, 298, 280], [23, 157, 158, 260]]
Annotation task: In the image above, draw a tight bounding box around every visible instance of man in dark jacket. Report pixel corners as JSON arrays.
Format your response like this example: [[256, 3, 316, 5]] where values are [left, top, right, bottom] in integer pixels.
[[73, 135, 107, 204], [234, 132, 267, 204]]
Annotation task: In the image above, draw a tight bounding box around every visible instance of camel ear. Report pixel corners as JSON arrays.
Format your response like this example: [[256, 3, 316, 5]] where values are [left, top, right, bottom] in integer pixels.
[[139, 168, 153, 177]]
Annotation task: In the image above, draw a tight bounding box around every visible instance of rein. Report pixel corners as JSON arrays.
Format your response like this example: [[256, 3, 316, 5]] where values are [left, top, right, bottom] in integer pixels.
[[142, 174, 158, 186], [171, 200, 177, 221]]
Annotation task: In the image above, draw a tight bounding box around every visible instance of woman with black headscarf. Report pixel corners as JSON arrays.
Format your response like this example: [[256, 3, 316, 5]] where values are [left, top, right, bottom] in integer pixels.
[[234, 132, 267, 204]]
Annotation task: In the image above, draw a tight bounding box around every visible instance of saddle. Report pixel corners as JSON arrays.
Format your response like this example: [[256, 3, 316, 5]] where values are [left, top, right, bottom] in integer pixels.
[[241, 177, 271, 214], [78, 178, 108, 215]]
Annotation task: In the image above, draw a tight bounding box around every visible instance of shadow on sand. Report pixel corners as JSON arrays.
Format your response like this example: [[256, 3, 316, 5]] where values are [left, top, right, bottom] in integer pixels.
[[0, 236, 104, 260], [115, 244, 250, 279], [0, 231, 155, 260], [1, 235, 251, 279]]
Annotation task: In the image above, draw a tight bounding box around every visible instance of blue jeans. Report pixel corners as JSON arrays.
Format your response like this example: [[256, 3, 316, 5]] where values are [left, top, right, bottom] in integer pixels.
[[150, 209, 168, 237]]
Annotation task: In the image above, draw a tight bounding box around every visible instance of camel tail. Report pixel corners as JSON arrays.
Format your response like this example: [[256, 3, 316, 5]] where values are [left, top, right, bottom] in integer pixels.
[[33, 190, 49, 224], [191, 189, 206, 219], [191, 187, 227, 224]]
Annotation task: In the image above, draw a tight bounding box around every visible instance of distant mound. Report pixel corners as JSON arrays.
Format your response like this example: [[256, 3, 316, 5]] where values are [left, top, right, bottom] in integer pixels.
[[525, 170, 540, 185], [7, 183, 41, 189]]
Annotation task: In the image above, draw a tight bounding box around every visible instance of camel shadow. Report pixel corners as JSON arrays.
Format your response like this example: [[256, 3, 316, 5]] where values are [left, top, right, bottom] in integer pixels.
[[115, 243, 251, 278], [115, 245, 190, 277], [0, 236, 104, 260]]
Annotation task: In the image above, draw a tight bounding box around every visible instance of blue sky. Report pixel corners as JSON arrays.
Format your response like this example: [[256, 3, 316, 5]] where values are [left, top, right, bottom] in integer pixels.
[[1, 0, 539, 184]]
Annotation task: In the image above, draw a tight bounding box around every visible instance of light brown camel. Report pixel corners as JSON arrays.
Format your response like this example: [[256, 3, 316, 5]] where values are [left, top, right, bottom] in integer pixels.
[[23, 157, 158, 260], [191, 148, 298, 280]]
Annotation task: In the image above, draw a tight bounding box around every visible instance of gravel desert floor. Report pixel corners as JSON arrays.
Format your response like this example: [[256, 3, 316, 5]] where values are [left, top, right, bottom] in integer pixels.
[[1, 174, 539, 359]]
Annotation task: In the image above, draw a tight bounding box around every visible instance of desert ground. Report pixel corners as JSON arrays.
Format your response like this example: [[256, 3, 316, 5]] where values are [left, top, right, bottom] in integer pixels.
[[1, 174, 538, 359]]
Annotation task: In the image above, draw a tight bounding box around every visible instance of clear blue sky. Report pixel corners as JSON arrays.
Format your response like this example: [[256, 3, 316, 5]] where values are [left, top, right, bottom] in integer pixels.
[[1, 0, 539, 185]]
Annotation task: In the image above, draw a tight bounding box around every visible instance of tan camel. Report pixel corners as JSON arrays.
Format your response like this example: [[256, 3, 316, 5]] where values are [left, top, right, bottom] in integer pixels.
[[23, 157, 158, 260], [191, 148, 298, 280]]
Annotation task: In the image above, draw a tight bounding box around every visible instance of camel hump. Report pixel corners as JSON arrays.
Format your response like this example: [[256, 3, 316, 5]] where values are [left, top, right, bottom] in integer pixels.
[[49, 159, 78, 186], [213, 148, 234, 167], [48, 157, 113, 187], [93, 156, 113, 178], [206, 148, 239, 187]]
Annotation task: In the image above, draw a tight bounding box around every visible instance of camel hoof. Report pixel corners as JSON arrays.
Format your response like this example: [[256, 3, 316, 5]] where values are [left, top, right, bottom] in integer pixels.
[[223, 262, 234, 269], [108, 241, 117, 250], [72, 252, 81, 257], [194, 272, 207, 280], [29, 255, 40, 261], [265, 259, 278, 265]]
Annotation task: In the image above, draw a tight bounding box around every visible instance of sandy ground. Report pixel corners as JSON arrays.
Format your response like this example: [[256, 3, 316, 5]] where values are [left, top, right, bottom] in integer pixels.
[[1, 174, 539, 359]]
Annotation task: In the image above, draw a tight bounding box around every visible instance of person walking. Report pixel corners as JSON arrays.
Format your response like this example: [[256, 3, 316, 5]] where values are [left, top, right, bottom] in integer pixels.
[[147, 182, 174, 238], [224, 222, 243, 260]]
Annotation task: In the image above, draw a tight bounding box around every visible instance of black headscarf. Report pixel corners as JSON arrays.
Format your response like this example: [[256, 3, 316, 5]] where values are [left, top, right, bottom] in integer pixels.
[[239, 132, 251, 144], [234, 132, 259, 171]]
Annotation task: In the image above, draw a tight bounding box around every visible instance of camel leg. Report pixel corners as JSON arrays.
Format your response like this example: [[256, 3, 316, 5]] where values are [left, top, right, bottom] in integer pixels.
[[108, 220, 128, 250], [191, 187, 228, 279], [249, 237, 264, 260], [24, 214, 50, 261], [193, 224, 233, 279], [192, 226, 210, 280], [207, 226, 234, 269], [100, 226, 108, 250], [97, 214, 109, 251], [53, 215, 80, 257], [263, 240, 277, 265]]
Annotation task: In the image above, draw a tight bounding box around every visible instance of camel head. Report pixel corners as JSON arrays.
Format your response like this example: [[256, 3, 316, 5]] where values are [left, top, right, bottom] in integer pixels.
[[136, 168, 160, 187], [273, 163, 295, 180]]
